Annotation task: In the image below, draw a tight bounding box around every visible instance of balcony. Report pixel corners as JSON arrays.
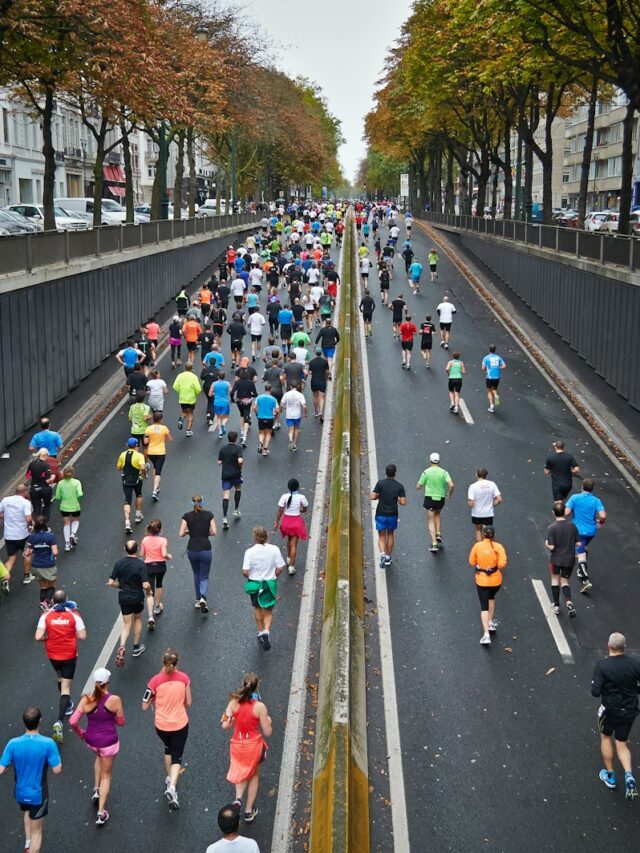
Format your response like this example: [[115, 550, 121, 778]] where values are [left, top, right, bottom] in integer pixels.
[[54, 151, 65, 164], [64, 146, 83, 159], [106, 151, 121, 165]]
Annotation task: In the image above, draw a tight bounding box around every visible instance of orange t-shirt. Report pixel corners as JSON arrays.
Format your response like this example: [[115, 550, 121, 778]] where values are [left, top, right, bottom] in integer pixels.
[[147, 670, 190, 731], [182, 321, 201, 343], [468, 540, 507, 587], [199, 288, 212, 305]]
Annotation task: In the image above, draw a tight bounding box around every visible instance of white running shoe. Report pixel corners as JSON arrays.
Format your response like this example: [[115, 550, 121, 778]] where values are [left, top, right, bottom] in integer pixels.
[[480, 633, 491, 645]]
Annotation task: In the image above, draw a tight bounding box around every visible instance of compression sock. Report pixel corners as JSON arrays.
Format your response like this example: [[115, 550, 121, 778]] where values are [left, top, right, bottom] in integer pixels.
[[70, 520, 79, 536], [39, 588, 47, 603], [561, 585, 572, 602], [552, 586, 561, 606], [234, 491, 242, 509], [45, 587, 54, 604], [222, 499, 229, 516], [58, 694, 70, 722], [63, 526, 71, 545]]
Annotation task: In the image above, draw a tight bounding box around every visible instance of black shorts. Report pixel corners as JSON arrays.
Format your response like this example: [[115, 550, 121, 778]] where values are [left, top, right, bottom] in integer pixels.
[[392, 316, 403, 325], [401, 340, 413, 351], [362, 313, 373, 323], [230, 339, 243, 352], [122, 482, 143, 503], [180, 404, 194, 413], [552, 486, 571, 502], [119, 597, 144, 616], [430, 264, 437, 272], [421, 341, 432, 351], [60, 510, 81, 518], [471, 516, 494, 527], [258, 418, 274, 431], [148, 454, 165, 475], [234, 296, 244, 306], [248, 307, 258, 315], [423, 496, 445, 512], [201, 304, 210, 316], [146, 566, 166, 590], [251, 334, 262, 342], [380, 281, 390, 291], [156, 723, 189, 764], [129, 434, 145, 447], [20, 800, 48, 820], [440, 322, 451, 331], [476, 584, 501, 610], [486, 378, 500, 389], [599, 712, 636, 742], [49, 657, 77, 680], [550, 562, 574, 579], [448, 379, 462, 392], [310, 381, 327, 393], [187, 342, 197, 352], [237, 402, 252, 420], [5, 538, 27, 556], [280, 325, 292, 340]]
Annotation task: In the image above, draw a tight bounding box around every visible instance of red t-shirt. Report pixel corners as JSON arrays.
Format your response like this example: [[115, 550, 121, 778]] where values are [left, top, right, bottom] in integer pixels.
[[399, 322, 417, 342], [39, 609, 85, 660], [146, 321, 160, 341]]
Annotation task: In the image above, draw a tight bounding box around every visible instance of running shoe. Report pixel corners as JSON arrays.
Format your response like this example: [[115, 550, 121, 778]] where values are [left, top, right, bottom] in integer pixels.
[[262, 449, 270, 456], [449, 404, 454, 411], [273, 422, 281, 431], [435, 533, 443, 545], [147, 618, 155, 632], [429, 543, 439, 553], [488, 406, 495, 413], [135, 513, 144, 524], [124, 523, 133, 535], [132, 644, 146, 657], [152, 490, 159, 502], [494, 394, 500, 407], [92, 787, 100, 804], [199, 598, 209, 614], [288, 564, 297, 576], [444, 343, 449, 349], [288, 440, 294, 451], [244, 808, 259, 823], [186, 429, 193, 437], [0, 578, 9, 595], [440, 340, 445, 348], [625, 775, 638, 800], [153, 604, 163, 616], [222, 518, 229, 530], [379, 553, 387, 569], [65, 700, 75, 717], [23, 573, 35, 585], [552, 604, 561, 615], [292, 443, 297, 451], [488, 620, 498, 633], [599, 769, 616, 789], [580, 580, 593, 593], [96, 810, 110, 826], [69, 534, 78, 547], [257, 442, 263, 454], [221, 424, 226, 435], [232, 798, 242, 811], [165, 786, 180, 810], [257, 632, 265, 646], [453, 406, 459, 414], [194, 600, 202, 609], [52, 721, 63, 744], [241, 436, 247, 447], [64, 542, 72, 552], [566, 601, 577, 618], [480, 633, 491, 645], [177, 416, 183, 430], [233, 509, 241, 519], [262, 633, 271, 651]]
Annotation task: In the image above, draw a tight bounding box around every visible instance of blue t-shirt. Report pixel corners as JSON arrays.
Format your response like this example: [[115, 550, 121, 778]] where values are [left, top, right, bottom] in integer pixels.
[[212, 380, 230, 406], [482, 353, 505, 380], [566, 492, 604, 536], [240, 270, 250, 286], [255, 394, 278, 419], [409, 262, 423, 280], [234, 256, 245, 272], [0, 733, 60, 804], [25, 531, 57, 568], [204, 351, 224, 370], [30, 430, 63, 457], [247, 293, 259, 308], [278, 309, 293, 326], [120, 346, 140, 368]]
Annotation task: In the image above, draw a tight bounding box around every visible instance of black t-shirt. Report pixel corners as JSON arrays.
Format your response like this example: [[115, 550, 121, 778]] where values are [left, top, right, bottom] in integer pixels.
[[373, 478, 406, 516], [218, 443, 243, 480], [420, 321, 436, 345], [136, 335, 152, 357], [199, 331, 215, 354], [591, 655, 640, 717], [110, 556, 147, 600], [545, 519, 579, 567], [292, 304, 305, 322], [308, 356, 329, 382], [231, 378, 257, 403], [266, 301, 281, 319], [326, 270, 339, 284], [27, 459, 52, 489], [234, 365, 258, 381], [545, 452, 578, 489], [227, 321, 246, 341], [402, 248, 414, 264], [217, 284, 230, 304], [181, 509, 214, 551], [284, 361, 305, 387], [263, 365, 284, 393], [360, 296, 375, 316], [391, 299, 405, 321], [316, 326, 339, 347], [127, 372, 148, 396], [379, 269, 390, 287]]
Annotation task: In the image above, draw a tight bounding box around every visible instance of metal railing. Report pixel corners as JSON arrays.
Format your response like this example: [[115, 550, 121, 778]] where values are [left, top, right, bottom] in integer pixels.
[[419, 211, 640, 272], [0, 211, 256, 276]]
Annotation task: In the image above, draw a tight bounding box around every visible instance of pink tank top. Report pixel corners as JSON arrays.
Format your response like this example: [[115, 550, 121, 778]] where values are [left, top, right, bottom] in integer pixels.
[[232, 700, 260, 740], [86, 693, 118, 748]]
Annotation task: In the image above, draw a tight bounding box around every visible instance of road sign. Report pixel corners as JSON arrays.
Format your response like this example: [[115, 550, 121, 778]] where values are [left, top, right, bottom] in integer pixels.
[[400, 173, 409, 197]]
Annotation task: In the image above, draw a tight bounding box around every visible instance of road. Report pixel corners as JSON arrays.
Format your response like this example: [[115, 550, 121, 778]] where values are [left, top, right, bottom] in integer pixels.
[[362, 217, 640, 851]]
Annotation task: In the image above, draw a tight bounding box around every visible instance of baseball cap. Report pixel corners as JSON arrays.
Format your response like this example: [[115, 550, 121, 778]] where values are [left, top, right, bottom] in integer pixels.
[[93, 667, 111, 685], [127, 437, 138, 448], [429, 452, 440, 464], [315, 346, 322, 355]]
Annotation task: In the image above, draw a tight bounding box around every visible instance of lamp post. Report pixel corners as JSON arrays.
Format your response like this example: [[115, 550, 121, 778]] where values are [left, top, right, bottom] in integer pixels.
[[230, 129, 237, 210], [592, 151, 599, 210], [80, 136, 87, 196], [158, 121, 169, 220]]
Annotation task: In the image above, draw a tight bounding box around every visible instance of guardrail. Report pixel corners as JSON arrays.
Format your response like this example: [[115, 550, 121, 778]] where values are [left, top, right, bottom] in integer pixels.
[[420, 211, 640, 271], [310, 213, 370, 852], [0, 212, 257, 276]]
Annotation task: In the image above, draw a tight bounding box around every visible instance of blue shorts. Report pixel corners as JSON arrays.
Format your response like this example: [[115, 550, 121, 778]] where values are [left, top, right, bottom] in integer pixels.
[[322, 347, 336, 359], [375, 515, 398, 532], [411, 275, 421, 283], [221, 477, 243, 491], [213, 404, 230, 416], [286, 418, 301, 428], [576, 534, 594, 555]]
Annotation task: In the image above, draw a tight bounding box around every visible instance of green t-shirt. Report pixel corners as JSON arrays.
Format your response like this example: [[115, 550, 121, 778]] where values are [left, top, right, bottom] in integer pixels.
[[448, 360, 463, 380], [173, 372, 201, 405], [428, 251, 438, 265], [418, 466, 451, 499], [129, 402, 151, 435], [291, 331, 311, 348], [54, 478, 83, 513]]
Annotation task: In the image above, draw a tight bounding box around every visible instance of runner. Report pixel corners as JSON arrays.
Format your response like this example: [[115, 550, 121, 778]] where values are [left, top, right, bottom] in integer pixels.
[[399, 314, 418, 370], [26, 449, 54, 520], [108, 541, 151, 666], [419, 314, 436, 368], [199, 281, 213, 324], [315, 318, 340, 376], [308, 347, 330, 420], [247, 308, 266, 361], [227, 313, 247, 369], [371, 464, 407, 568], [0, 707, 62, 853], [565, 478, 606, 593], [390, 293, 407, 339], [53, 466, 83, 552], [23, 516, 58, 612], [181, 316, 202, 366], [360, 255, 372, 288], [445, 352, 465, 414], [467, 468, 502, 542], [481, 345, 506, 413], [205, 804, 260, 852], [591, 632, 640, 800], [408, 258, 423, 295], [125, 362, 148, 405], [379, 264, 391, 306], [178, 496, 216, 612], [436, 295, 456, 349], [34, 589, 86, 744], [147, 368, 168, 413], [115, 339, 145, 378], [231, 368, 258, 448], [116, 437, 146, 534], [402, 243, 414, 275], [28, 418, 63, 481], [545, 501, 579, 618], [217, 432, 244, 530], [468, 527, 507, 645], [241, 527, 286, 652], [428, 248, 439, 280], [220, 673, 272, 824], [142, 649, 192, 811], [199, 323, 216, 366], [168, 316, 183, 369], [359, 290, 376, 338], [280, 382, 307, 452], [172, 363, 202, 437], [128, 390, 152, 447], [144, 412, 172, 501], [416, 453, 454, 553], [253, 384, 279, 457], [69, 668, 125, 826], [140, 519, 172, 627], [209, 370, 231, 439], [175, 286, 189, 317], [544, 440, 580, 501], [274, 478, 308, 576]]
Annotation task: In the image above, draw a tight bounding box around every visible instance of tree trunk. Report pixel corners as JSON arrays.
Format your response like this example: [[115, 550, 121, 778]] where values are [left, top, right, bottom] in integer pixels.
[[578, 77, 598, 224], [173, 130, 185, 219], [445, 145, 455, 213], [120, 118, 134, 224], [618, 100, 635, 234], [215, 164, 223, 213], [475, 150, 491, 217], [542, 106, 554, 223], [503, 120, 513, 219], [187, 127, 197, 217], [41, 87, 57, 231], [491, 165, 499, 216], [524, 139, 534, 221], [92, 119, 108, 228], [150, 160, 161, 221]]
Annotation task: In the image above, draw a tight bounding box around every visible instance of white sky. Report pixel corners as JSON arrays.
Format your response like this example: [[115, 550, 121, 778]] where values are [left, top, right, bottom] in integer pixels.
[[228, 0, 414, 182]]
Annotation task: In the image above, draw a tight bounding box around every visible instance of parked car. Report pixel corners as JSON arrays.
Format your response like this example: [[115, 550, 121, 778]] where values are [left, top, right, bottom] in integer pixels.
[[558, 210, 580, 228], [7, 203, 89, 231], [630, 211, 640, 237], [599, 212, 619, 234], [0, 207, 42, 232], [0, 208, 34, 234], [583, 211, 608, 232], [197, 199, 225, 217], [55, 197, 146, 226]]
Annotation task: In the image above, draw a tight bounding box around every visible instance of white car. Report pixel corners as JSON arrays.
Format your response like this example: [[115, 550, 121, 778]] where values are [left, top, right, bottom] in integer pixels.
[[197, 199, 227, 217], [584, 211, 609, 232], [56, 197, 146, 226], [599, 212, 619, 234], [8, 203, 89, 231]]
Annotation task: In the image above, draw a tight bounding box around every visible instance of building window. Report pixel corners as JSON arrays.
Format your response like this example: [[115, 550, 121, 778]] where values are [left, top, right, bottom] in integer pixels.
[[607, 156, 622, 177], [19, 177, 33, 203], [562, 173, 569, 183]]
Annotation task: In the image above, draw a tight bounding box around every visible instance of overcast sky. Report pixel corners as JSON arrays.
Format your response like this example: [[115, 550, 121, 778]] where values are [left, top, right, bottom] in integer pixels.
[[228, 0, 414, 182]]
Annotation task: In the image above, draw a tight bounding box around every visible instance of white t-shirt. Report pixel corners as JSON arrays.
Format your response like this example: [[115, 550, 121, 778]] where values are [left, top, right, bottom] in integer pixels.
[[278, 492, 309, 516], [467, 479, 500, 517], [292, 346, 308, 365], [231, 278, 245, 296], [0, 495, 33, 540], [360, 257, 371, 273], [248, 313, 266, 335], [306, 267, 320, 285], [249, 268, 263, 288], [310, 285, 324, 305], [146, 378, 167, 408], [281, 389, 306, 418], [236, 247, 247, 257], [437, 301, 456, 324], [390, 225, 400, 238], [242, 543, 285, 581], [260, 217, 269, 228]]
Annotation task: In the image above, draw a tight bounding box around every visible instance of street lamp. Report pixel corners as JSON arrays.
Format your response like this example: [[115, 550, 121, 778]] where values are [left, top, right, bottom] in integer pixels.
[[592, 151, 599, 210], [158, 121, 169, 220], [80, 136, 87, 196]]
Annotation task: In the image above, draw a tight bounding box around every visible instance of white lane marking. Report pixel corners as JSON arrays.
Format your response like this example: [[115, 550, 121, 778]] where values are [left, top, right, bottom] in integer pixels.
[[356, 241, 410, 850], [531, 578, 574, 664], [82, 614, 124, 694], [458, 397, 475, 424], [270, 243, 344, 852]]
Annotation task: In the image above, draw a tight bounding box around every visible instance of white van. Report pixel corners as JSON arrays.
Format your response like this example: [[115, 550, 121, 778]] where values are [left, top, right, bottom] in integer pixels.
[[55, 197, 145, 226]]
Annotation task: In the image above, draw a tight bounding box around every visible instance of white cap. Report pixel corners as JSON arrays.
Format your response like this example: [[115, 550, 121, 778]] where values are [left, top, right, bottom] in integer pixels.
[[429, 452, 440, 464], [93, 667, 111, 686]]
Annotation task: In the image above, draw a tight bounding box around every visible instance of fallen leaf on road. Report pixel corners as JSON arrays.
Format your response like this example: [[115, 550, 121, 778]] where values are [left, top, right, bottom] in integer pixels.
[[504, 647, 513, 653], [545, 667, 556, 676]]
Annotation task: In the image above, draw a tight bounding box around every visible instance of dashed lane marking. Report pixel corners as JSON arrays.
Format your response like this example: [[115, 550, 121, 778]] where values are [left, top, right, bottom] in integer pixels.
[[531, 578, 574, 664]]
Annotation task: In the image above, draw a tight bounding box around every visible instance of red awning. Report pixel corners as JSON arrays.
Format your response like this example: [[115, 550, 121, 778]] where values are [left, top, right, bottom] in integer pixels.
[[107, 184, 126, 198], [102, 164, 126, 184]]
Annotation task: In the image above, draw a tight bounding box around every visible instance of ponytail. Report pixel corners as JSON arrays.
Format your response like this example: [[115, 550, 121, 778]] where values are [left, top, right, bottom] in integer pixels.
[[191, 495, 203, 513], [229, 672, 259, 704], [286, 478, 299, 509], [162, 648, 179, 674], [85, 682, 109, 705]]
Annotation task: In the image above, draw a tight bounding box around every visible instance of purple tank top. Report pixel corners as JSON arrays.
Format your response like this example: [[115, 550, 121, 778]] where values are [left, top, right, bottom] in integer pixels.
[[85, 693, 118, 748]]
